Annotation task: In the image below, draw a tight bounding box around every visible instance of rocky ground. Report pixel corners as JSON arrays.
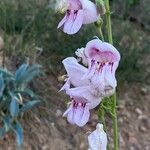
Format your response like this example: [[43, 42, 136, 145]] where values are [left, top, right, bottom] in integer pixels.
[[0, 71, 149, 150]]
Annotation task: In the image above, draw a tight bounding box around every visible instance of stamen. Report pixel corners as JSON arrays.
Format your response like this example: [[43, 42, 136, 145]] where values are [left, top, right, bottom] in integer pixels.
[[109, 62, 113, 72], [74, 10, 78, 14]]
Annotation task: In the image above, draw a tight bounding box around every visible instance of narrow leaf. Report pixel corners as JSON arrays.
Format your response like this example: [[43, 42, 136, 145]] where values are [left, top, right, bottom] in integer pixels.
[[20, 100, 40, 113], [12, 122, 23, 146], [0, 127, 6, 138], [3, 116, 11, 131], [10, 97, 19, 118], [15, 64, 28, 82], [0, 74, 5, 98]]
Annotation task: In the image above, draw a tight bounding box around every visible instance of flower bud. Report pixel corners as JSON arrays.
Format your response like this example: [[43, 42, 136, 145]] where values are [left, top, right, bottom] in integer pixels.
[[95, 18, 103, 27], [88, 123, 108, 150], [75, 47, 88, 66], [96, 0, 106, 15]]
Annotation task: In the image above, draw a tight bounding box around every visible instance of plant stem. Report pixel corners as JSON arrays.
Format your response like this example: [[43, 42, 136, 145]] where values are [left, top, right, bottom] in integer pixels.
[[104, 0, 119, 150], [98, 27, 104, 42], [105, 0, 113, 44], [112, 92, 118, 150]]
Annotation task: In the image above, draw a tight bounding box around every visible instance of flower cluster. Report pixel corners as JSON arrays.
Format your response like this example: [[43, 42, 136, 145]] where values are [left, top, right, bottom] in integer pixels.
[[56, 0, 120, 149], [60, 39, 120, 127]]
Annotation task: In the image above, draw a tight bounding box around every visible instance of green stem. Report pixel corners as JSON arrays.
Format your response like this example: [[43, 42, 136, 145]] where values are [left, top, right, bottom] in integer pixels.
[[104, 0, 118, 150], [105, 0, 113, 44], [98, 27, 104, 42]]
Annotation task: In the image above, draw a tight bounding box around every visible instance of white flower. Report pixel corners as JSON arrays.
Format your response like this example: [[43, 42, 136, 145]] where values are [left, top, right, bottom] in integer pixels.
[[88, 123, 107, 150], [75, 47, 88, 66]]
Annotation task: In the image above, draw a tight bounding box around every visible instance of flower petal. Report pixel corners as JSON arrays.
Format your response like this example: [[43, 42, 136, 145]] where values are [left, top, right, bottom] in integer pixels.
[[84, 39, 120, 63], [62, 57, 89, 87], [66, 86, 102, 109], [81, 0, 99, 24], [57, 13, 68, 29], [104, 64, 117, 88], [88, 123, 108, 150], [74, 105, 90, 127], [63, 103, 75, 124], [63, 10, 84, 34]]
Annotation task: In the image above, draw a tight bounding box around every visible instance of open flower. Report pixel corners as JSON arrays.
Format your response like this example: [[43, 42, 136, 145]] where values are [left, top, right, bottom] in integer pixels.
[[83, 39, 120, 96], [61, 57, 102, 126], [63, 86, 102, 127], [88, 123, 107, 150], [57, 0, 99, 34]]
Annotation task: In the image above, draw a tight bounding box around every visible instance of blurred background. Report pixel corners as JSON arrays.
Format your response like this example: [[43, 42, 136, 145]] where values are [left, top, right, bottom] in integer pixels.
[[0, 0, 149, 150]]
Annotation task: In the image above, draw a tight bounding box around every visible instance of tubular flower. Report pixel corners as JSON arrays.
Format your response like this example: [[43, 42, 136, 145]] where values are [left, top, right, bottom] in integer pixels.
[[57, 0, 99, 34], [63, 86, 102, 127], [88, 123, 107, 150], [61, 57, 102, 126], [83, 39, 120, 96]]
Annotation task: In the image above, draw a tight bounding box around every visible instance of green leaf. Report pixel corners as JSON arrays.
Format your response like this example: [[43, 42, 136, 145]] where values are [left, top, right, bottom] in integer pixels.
[[0, 67, 14, 79], [15, 64, 42, 88], [15, 64, 28, 82], [0, 74, 5, 98], [0, 127, 6, 138], [23, 64, 42, 83], [20, 100, 40, 113], [12, 122, 23, 146], [3, 116, 11, 132], [10, 97, 19, 118]]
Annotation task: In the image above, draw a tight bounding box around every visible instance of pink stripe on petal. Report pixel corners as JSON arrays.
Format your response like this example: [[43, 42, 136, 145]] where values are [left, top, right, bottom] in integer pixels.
[[74, 107, 84, 126], [63, 11, 74, 34], [78, 105, 90, 127], [104, 65, 117, 88], [63, 10, 84, 34], [68, 10, 84, 34]]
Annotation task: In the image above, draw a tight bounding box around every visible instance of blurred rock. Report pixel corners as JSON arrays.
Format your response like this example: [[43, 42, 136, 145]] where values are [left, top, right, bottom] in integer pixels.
[[56, 109, 63, 117], [139, 126, 146, 132], [135, 108, 143, 115], [140, 87, 148, 95], [0, 36, 4, 50]]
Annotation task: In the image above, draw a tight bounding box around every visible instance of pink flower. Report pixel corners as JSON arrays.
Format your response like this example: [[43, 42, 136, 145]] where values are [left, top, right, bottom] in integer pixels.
[[61, 44, 120, 126], [88, 123, 108, 150], [57, 0, 99, 34], [82, 39, 120, 96], [63, 86, 102, 127], [61, 57, 102, 126]]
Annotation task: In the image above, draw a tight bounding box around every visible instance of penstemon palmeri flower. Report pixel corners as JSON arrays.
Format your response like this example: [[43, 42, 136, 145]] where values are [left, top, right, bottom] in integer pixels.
[[81, 39, 120, 97], [60, 39, 120, 126], [88, 123, 107, 150], [57, 0, 99, 34], [61, 57, 102, 126]]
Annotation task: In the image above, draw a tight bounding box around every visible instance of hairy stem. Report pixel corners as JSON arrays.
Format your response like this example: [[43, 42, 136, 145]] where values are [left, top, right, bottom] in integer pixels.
[[98, 27, 104, 42], [104, 0, 119, 150]]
